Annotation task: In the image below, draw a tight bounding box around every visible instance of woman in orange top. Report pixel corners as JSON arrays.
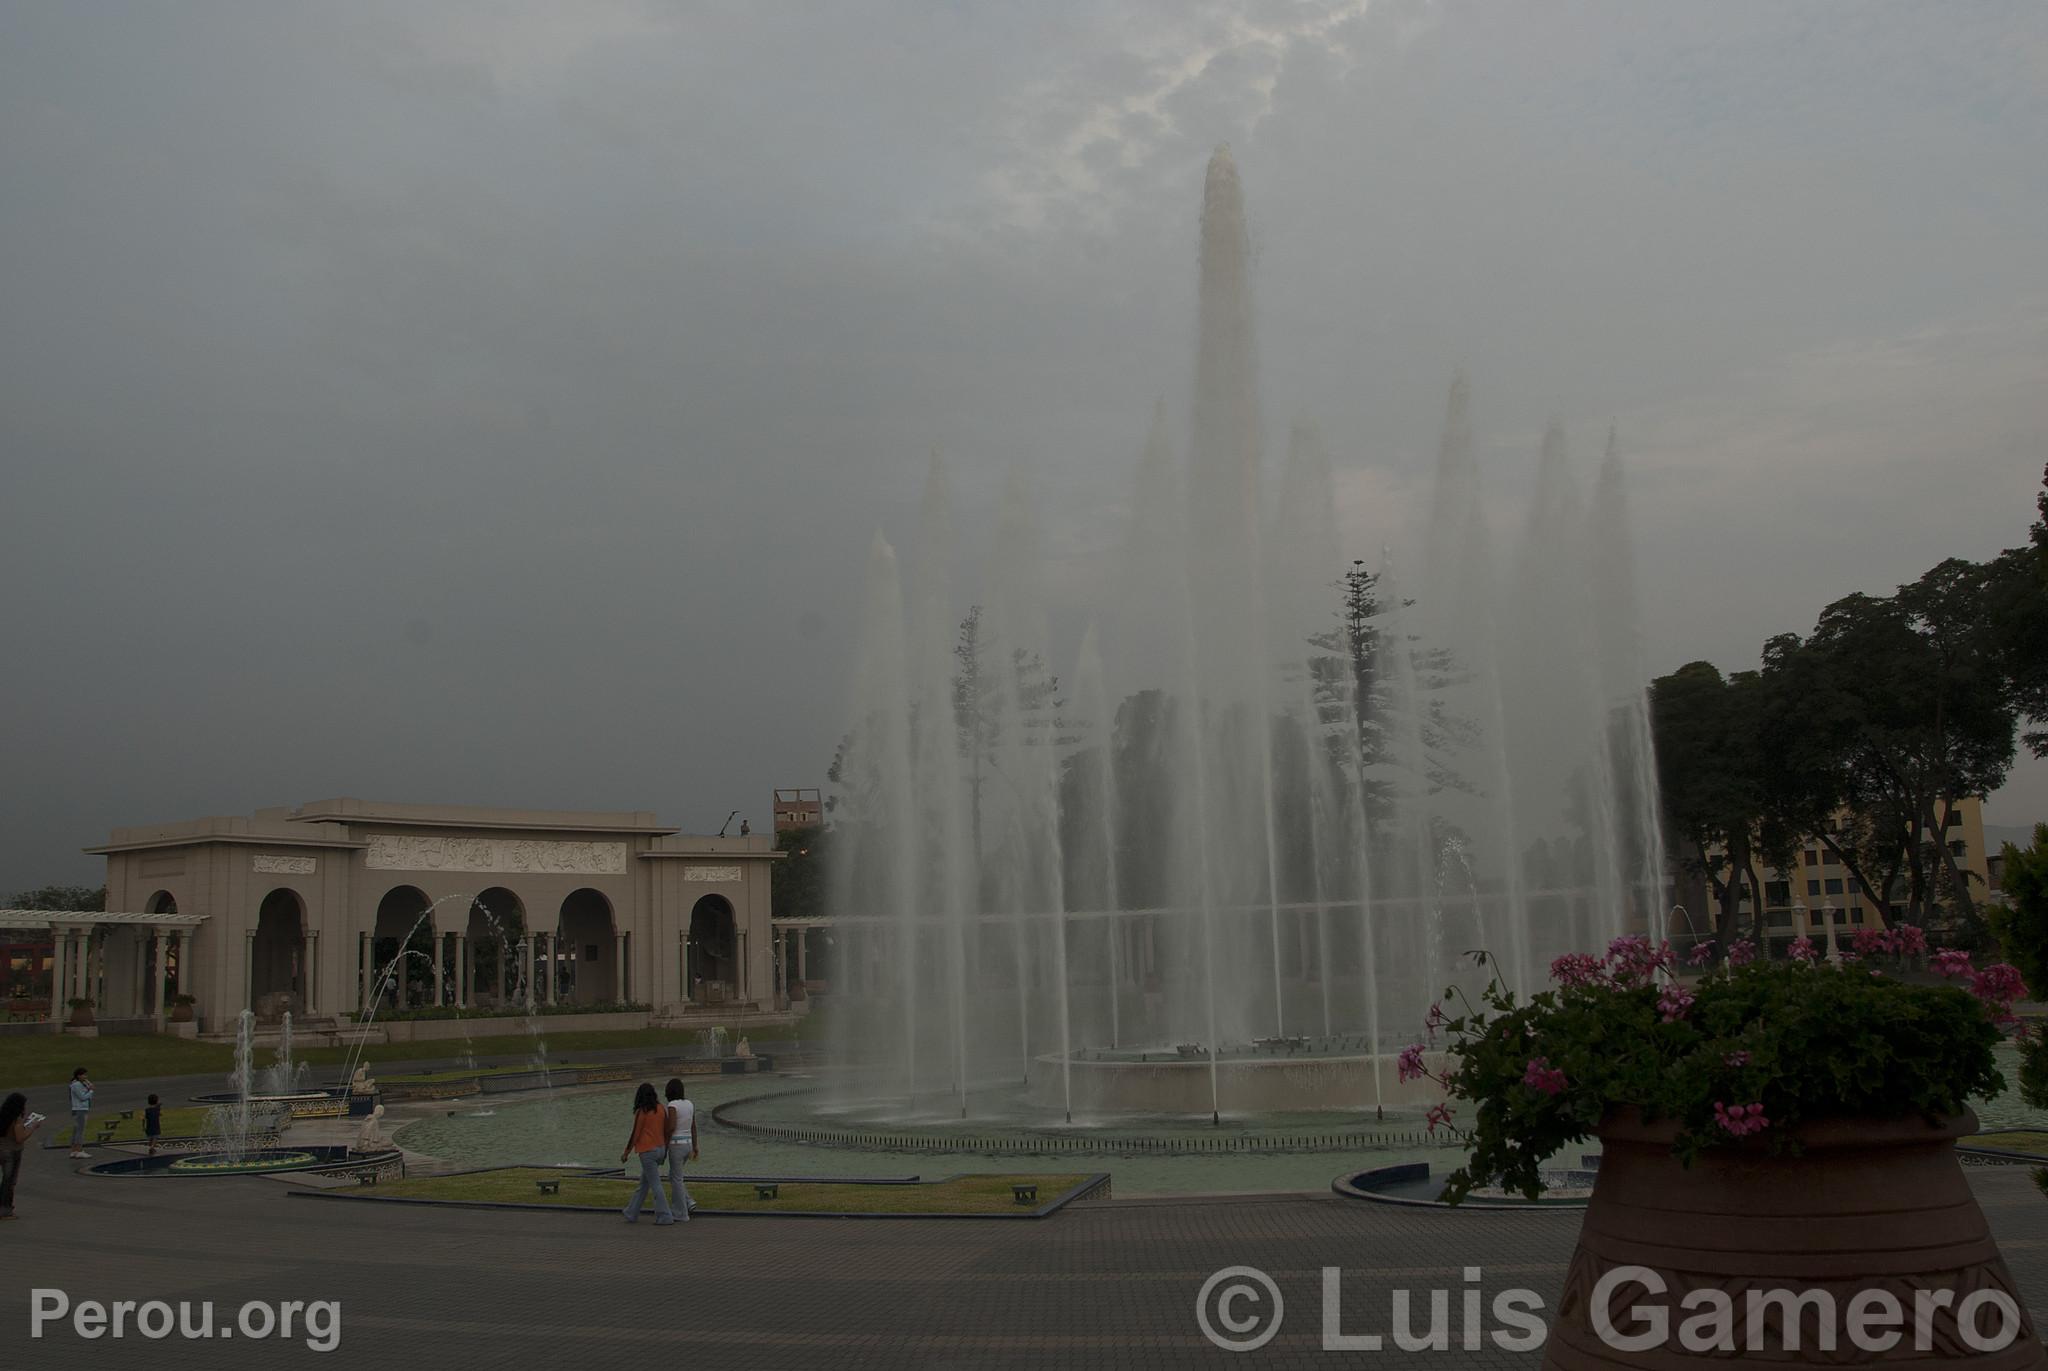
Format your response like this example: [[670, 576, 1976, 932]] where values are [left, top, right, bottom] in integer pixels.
[[620, 1082, 676, 1225]]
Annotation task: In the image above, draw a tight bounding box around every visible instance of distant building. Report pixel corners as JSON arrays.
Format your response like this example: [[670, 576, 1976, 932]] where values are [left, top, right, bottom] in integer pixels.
[[1700, 797, 1994, 944], [772, 788, 823, 836], [0, 798, 827, 1037]]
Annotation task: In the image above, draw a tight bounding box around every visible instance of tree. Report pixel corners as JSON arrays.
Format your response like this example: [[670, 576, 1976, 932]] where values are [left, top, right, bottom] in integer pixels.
[[1987, 825, 2048, 1109], [7, 885, 104, 912], [1987, 463, 2048, 759], [771, 824, 827, 922], [1650, 661, 1770, 949]]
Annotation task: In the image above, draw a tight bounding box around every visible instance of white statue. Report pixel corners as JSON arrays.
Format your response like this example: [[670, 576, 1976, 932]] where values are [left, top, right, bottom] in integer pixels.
[[350, 1064, 376, 1095], [353, 1104, 387, 1153], [733, 1036, 754, 1059]]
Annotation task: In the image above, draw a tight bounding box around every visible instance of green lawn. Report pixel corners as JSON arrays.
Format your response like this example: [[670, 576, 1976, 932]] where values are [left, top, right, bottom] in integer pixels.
[[67, 1104, 257, 1143], [357, 1167, 1089, 1216], [2, 1020, 815, 1088], [1963, 1131, 2048, 1156], [1, 1035, 237, 1088]]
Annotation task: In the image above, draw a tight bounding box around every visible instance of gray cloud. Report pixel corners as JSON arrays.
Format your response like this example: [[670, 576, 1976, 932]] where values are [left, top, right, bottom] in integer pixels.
[[3, 0, 2045, 893]]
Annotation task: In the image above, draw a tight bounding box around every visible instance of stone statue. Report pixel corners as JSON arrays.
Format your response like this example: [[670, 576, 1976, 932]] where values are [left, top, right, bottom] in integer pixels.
[[350, 1064, 375, 1095], [733, 1036, 754, 1059], [353, 1104, 386, 1153]]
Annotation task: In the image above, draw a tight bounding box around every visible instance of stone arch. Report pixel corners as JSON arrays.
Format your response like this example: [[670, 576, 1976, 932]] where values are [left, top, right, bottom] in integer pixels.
[[145, 891, 179, 1010], [466, 887, 526, 1008], [251, 888, 305, 1020], [374, 884, 434, 1008], [688, 894, 739, 1005], [557, 888, 616, 1005]]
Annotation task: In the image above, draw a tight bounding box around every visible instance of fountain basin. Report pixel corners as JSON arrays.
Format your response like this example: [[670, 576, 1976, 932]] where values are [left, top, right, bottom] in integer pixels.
[[1335, 1160, 1596, 1209], [1028, 1046, 1449, 1115], [86, 1145, 374, 1177]]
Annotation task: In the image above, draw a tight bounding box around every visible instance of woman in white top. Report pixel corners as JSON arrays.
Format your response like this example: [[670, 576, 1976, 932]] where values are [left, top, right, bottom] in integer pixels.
[[663, 1078, 698, 1218]]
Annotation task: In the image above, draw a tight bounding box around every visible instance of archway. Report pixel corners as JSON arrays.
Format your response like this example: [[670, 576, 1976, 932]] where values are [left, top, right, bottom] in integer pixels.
[[251, 889, 305, 1020], [688, 895, 738, 1006], [146, 891, 179, 1011], [557, 889, 615, 1005], [466, 888, 526, 1008], [374, 885, 433, 1008]]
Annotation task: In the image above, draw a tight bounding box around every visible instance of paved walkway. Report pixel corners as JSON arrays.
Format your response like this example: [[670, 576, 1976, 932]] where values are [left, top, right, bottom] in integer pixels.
[[9, 1114, 2048, 1368]]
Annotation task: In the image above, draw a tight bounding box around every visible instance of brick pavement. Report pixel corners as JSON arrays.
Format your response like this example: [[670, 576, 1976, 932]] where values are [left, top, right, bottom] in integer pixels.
[[7, 1119, 2048, 1368]]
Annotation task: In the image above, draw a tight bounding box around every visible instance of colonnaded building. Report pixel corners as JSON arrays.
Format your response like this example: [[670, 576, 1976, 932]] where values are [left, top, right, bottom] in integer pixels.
[[21, 798, 811, 1037]]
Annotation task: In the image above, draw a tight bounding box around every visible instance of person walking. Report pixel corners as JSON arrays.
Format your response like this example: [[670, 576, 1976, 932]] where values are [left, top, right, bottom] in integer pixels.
[[2, 1093, 46, 1219], [619, 1083, 675, 1226], [664, 1078, 698, 1218], [66, 1067, 93, 1159]]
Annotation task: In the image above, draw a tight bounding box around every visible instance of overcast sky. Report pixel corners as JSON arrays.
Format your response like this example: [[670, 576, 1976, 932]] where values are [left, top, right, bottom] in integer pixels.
[[3, 1, 2044, 895]]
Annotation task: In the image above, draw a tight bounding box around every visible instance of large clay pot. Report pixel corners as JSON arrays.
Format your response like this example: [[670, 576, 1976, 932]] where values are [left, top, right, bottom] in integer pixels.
[[66, 1002, 95, 1028], [1545, 1108, 2044, 1368]]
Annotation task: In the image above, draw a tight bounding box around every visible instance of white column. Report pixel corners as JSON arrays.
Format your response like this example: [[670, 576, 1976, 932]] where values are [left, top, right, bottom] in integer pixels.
[[148, 928, 164, 1025], [243, 929, 256, 1012], [521, 936, 535, 1012], [305, 929, 320, 1016], [454, 932, 468, 1008], [545, 932, 558, 1006], [614, 931, 626, 1003], [431, 931, 445, 1008], [679, 932, 690, 1007], [48, 925, 67, 1022]]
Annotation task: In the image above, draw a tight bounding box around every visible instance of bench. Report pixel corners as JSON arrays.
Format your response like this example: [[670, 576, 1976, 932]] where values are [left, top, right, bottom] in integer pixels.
[[355, 1171, 379, 1186], [535, 1179, 561, 1195], [1011, 1184, 1038, 1205], [754, 1184, 779, 1200]]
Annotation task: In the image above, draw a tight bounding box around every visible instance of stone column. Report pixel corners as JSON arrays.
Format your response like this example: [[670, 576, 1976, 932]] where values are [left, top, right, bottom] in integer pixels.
[[149, 928, 165, 1028], [48, 924, 67, 1022], [614, 931, 626, 1003], [679, 931, 691, 1007], [521, 936, 534, 1012], [305, 929, 320, 1016], [243, 929, 257, 1012], [431, 930, 445, 1008], [795, 928, 807, 987], [545, 932, 558, 1006], [172, 930, 191, 1021], [738, 929, 749, 1002], [454, 932, 467, 1008]]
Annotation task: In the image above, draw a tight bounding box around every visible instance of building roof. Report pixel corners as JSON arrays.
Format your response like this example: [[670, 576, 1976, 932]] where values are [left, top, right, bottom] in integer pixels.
[[0, 910, 209, 929]]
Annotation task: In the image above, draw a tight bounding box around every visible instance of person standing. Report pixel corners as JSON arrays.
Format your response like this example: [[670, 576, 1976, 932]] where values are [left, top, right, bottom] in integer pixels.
[[619, 1083, 674, 1226], [1, 1093, 46, 1218], [143, 1094, 163, 1157], [664, 1078, 698, 1218], [67, 1067, 93, 1159]]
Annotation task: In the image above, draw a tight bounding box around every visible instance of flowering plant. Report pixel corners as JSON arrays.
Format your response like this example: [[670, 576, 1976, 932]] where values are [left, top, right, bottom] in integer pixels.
[[1411, 934, 2010, 1204]]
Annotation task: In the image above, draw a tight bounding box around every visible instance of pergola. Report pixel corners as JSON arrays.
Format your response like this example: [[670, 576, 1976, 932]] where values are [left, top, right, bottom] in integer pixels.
[[0, 909, 210, 1026]]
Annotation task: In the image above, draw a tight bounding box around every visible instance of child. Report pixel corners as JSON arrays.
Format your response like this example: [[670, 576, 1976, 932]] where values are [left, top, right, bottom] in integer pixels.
[[144, 1095, 162, 1157]]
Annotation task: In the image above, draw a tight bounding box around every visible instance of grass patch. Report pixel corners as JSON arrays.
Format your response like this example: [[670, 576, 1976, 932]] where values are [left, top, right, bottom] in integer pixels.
[[361, 1167, 1089, 1216], [295, 1024, 805, 1070], [69, 1105, 256, 1143], [1963, 1131, 2048, 1155], [0, 1035, 236, 1087]]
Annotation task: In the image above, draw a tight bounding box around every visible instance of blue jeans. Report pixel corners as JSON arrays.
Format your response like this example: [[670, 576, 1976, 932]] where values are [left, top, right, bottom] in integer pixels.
[[623, 1148, 673, 1223], [70, 1111, 88, 1148], [666, 1141, 694, 1217]]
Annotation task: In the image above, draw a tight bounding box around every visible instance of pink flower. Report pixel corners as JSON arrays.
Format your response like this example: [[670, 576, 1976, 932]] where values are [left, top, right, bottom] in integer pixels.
[[1713, 1101, 1769, 1138], [1523, 1057, 1568, 1096], [1852, 927, 1890, 960], [1686, 940, 1718, 967], [1723, 1050, 1751, 1068], [1892, 925, 1928, 959], [1549, 953, 1606, 988], [1970, 964, 2028, 1024], [1726, 939, 1757, 968], [1425, 1102, 1455, 1135], [1657, 983, 1695, 1023], [1424, 1002, 1448, 1041], [1933, 948, 1974, 979], [1606, 935, 1676, 986], [1787, 935, 1817, 963], [1396, 1043, 1427, 1083]]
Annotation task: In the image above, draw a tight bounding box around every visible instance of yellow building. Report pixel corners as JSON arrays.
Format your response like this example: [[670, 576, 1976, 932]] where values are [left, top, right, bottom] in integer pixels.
[[1714, 797, 1993, 942]]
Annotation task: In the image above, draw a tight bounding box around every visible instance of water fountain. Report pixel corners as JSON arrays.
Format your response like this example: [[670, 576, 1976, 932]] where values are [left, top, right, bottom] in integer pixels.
[[826, 148, 1667, 1128]]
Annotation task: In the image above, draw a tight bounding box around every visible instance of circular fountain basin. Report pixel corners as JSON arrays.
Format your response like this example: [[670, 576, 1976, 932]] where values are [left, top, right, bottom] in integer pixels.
[[1335, 1160, 1597, 1209], [86, 1145, 366, 1177], [1029, 1042, 1450, 1115]]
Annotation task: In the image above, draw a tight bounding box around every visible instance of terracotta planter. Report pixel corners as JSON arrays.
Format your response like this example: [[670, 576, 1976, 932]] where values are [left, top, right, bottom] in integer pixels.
[[169, 1003, 194, 1023], [1545, 1108, 2044, 1368], [66, 1004, 95, 1028]]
